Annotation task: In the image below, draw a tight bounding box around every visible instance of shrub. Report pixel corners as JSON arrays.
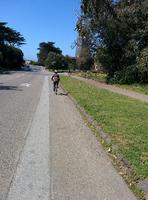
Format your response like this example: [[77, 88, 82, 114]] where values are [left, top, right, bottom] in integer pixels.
[[109, 65, 139, 84]]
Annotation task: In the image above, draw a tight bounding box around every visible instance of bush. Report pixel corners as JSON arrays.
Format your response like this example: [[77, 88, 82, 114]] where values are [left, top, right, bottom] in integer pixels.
[[108, 47, 148, 84], [108, 65, 139, 84]]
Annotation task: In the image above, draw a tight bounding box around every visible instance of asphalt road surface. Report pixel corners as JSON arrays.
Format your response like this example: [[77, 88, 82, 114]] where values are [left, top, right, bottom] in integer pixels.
[[0, 66, 45, 200], [1, 68, 137, 200]]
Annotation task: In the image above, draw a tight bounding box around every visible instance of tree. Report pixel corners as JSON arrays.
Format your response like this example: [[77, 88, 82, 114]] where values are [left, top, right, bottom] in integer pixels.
[[45, 52, 68, 70], [76, 15, 95, 70], [37, 41, 70, 71], [0, 22, 25, 46], [76, 44, 93, 70], [0, 22, 25, 70], [64, 55, 77, 70], [37, 42, 62, 66], [77, 0, 148, 83], [0, 45, 24, 69]]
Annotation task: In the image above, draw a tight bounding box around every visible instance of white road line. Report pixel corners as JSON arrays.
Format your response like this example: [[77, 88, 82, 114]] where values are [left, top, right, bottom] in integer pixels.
[[7, 77, 50, 200], [20, 83, 31, 87]]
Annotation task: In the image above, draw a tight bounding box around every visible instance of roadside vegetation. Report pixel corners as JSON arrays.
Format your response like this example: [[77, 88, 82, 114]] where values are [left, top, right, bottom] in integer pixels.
[[74, 71, 107, 83], [0, 22, 25, 71], [61, 76, 148, 199], [74, 71, 148, 95], [76, 0, 148, 84], [115, 84, 148, 96], [37, 42, 77, 71], [29, 60, 39, 65]]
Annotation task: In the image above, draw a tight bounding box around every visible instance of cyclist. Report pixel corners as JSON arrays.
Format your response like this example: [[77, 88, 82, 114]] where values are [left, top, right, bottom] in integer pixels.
[[51, 70, 60, 92]]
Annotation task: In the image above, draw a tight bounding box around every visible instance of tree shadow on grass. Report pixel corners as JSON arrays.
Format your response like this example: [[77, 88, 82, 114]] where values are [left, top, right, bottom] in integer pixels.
[[0, 85, 22, 91], [58, 92, 69, 96]]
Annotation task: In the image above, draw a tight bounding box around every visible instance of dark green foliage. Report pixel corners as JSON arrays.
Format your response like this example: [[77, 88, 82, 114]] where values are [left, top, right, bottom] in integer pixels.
[[137, 47, 148, 83], [37, 42, 62, 66], [0, 45, 24, 69], [37, 41, 71, 70], [0, 22, 25, 70], [64, 55, 77, 70], [45, 52, 68, 70], [77, 0, 148, 83], [0, 22, 25, 46]]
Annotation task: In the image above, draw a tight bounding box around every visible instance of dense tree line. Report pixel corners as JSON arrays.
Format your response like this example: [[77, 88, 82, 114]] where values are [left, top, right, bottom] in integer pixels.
[[77, 0, 148, 83], [0, 22, 25, 70], [37, 42, 76, 70]]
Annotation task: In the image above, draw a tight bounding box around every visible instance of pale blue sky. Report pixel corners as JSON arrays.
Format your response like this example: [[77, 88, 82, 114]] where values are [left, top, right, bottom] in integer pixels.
[[0, 0, 80, 60]]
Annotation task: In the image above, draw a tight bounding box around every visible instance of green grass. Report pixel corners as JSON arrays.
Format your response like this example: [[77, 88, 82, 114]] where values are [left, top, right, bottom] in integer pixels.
[[61, 76, 148, 180], [74, 71, 148, 95], [116, 84, 148, 95], [74, 71, 107, 82]]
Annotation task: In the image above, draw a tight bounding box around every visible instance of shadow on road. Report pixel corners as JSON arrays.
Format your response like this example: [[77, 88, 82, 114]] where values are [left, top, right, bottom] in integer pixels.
[[58, 92, 69, 96], [0, 71, 14, 75], [0, 85, 22, 91], [0, 65, 41, 74]]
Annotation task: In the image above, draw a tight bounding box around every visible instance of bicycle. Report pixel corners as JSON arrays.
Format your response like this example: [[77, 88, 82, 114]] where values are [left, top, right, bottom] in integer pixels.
[[51, 70, 60, 95]]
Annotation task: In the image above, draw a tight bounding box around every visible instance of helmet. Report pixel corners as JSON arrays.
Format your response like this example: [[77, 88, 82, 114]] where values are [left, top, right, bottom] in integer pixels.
[[54, 70, 57, 73]]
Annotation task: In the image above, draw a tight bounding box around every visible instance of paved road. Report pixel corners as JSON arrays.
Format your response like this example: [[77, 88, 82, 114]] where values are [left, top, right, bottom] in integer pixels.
[[7, 76, 50, 200], [1, 69, 137, 200], [0, 66, 45, 200]]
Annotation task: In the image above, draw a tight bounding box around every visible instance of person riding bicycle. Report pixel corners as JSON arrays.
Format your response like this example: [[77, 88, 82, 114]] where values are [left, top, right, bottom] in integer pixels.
[[51, 70, 60, 92]]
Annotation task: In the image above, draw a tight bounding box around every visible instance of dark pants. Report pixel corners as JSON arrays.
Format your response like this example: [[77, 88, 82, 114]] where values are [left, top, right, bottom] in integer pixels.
[[53, 81, 59, 91]]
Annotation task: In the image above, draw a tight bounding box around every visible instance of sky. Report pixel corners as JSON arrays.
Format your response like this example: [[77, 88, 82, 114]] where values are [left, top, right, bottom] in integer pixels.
[[0, 0, 80, 60]]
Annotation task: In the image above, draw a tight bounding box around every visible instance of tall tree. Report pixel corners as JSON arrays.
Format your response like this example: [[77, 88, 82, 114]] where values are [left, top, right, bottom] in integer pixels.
[[45, 52, 68, 70], [0, 22, 25, 69], [37, 42, 62, 66], [0, 22, 25, 46], [77, 0, 148, 83], [64, 55, 77, 70]]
